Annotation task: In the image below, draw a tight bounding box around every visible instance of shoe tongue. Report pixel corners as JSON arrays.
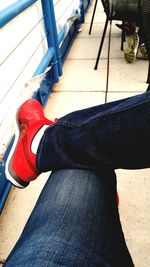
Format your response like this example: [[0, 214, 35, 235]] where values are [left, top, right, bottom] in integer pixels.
[[30, 118, 53, 129]]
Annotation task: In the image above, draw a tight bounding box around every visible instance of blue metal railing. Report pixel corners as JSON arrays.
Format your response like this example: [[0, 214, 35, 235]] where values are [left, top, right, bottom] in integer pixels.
[[0, 0, 37, 27], [0, 0, 91, 213], [33, 47, 55, 76], [48, 0, 63, 76], [41, 0, 60, 82], [0, 0, 62, 213]]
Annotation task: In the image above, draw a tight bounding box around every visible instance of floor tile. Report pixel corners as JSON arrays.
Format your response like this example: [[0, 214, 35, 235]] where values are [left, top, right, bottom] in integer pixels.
[[116, 168, 150, 267], [44, 91, 105, 119], [106, 91, 140, 103], [85, 6, 105, 23], [108, 59, 148, 92], [53, 59, 107, 92], [78, 22, 122, 38], [67, 36, 124, 60]]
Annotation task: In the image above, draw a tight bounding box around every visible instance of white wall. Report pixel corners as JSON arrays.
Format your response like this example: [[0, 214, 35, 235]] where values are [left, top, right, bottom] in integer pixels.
[[54, 0, 80, 39], [0, 1, 47, 159], [0, 0, 81, 159]]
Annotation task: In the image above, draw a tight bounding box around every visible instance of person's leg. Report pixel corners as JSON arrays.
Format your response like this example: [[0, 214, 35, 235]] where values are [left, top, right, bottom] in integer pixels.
[[4, 169, 134, 267], [6, 90, 150, 187], [5, 96, 136, 188], [37, 90, 150, 172]]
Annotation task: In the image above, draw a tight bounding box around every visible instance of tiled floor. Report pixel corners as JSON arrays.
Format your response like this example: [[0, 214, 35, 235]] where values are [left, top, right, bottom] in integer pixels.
[[0, 1, 150, 266]]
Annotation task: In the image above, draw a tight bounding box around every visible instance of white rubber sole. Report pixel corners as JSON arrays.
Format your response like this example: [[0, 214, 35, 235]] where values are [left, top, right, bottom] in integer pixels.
[[5, 118, 28, 188]]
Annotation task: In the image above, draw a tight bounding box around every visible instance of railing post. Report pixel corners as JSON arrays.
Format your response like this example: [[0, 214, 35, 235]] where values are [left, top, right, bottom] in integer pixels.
[[48, 0, 63, 76], [41, 0, 61, 82], [80, 0, 85, 23]]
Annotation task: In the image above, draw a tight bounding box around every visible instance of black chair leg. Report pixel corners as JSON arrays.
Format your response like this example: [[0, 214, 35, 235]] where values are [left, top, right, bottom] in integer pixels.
[[146, 62, 150, 84], [94, 18, 109, 70], [105, 20, 112, 103], [89, 0, 98, 34], [121, 21, 125, 51]]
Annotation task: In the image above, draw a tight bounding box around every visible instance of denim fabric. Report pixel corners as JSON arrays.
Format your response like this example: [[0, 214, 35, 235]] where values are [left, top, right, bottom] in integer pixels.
[[4, 169, 134, 267], [37, 91, 150, 172]]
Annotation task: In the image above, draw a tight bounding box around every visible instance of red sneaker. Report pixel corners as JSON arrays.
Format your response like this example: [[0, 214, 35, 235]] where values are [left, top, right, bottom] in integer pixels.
[[5, 99, 55, 188]]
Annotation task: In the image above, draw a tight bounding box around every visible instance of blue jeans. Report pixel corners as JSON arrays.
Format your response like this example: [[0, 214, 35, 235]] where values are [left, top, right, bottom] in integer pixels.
[[4, 169, 134, 267], [37, 91, 150, 171], [5, 91, 150, 266]]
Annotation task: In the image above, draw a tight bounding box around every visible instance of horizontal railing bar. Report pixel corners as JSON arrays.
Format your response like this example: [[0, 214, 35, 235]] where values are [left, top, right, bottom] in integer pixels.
[[0, 0, 38, 28], [34, 47, 55, 76]]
